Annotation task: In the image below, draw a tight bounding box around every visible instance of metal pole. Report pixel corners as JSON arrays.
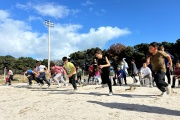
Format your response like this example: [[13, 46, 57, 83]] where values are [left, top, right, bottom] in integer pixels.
[[48, 25, 50, 72], [4, 67, 6, 81]]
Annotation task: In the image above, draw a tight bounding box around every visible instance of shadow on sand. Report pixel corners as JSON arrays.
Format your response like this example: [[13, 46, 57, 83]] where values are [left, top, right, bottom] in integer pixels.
[[87, 100, 180, 116]]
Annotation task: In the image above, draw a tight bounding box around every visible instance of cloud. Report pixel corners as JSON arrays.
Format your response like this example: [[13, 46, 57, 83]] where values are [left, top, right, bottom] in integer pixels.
[[0, 10, 131, 60], [16, 2, 79, 19], [81, 0, 94, 6]]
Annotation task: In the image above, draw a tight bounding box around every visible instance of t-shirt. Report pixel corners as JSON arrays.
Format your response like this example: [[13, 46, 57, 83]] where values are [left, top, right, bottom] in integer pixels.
[[88, 65, 93, 75], [140, 67, 151, 77], [36, 65, 46, 72], [27, 70, 34, 75], [8, 70, 13, 75], [97, 56, 110, 74], [63, 62, 76, 75], [51, 66, 64, 74], [148, 51, 169, 73], [174, 67, 180, 76], [116, 69, 124, 78]]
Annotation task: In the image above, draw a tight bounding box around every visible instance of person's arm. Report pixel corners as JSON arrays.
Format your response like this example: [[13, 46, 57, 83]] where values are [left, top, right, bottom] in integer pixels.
[[166, 55, 172, 69], [146, 56, 151, 66], [99, 57, 110, 69]]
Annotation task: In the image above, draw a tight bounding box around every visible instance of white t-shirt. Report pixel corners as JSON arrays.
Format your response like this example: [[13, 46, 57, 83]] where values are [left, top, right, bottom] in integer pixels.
[[8, 70, 13, 75], [36, 65, 46, 72], [140, 67, 151, 78]]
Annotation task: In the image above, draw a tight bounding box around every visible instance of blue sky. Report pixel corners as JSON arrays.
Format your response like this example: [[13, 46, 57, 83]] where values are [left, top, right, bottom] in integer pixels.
[[0, 0, 180, 60]]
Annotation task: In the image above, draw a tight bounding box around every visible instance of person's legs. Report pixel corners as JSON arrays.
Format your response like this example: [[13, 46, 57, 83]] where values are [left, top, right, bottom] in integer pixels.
[[53, 73, 61, 87], [123, 73, 127, 85], [28, 75, 33, 85], [8, 75, 13, 85], [118, 77, 122, 86], [101, 73, 112, 93], [69, 74, 77, 90], [171, 76, 176, 88], [39, 72, 50, 86], [166, 67, 171, 84], [153, 71, 168, 92], [113, 77, 117, 85]]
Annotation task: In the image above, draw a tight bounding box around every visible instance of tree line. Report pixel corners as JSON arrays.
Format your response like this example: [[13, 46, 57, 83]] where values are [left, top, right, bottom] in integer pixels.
[[0, 39, 180, 75]]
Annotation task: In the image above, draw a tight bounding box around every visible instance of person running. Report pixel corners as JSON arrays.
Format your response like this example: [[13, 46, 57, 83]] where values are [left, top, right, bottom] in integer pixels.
[[6, 68, 13, 86], [62, 57, 77, 91], [159, 45, 174, 84], [50, 62, 68, 88], [131, 59, 139, 83], [171, 61, 180, 88], [76, 66, 82, 85], [36, 61, 50, 87], [24, 68, 39, 86], [95, 48, 113, 96], [146, 42, 172, 96], [139, 62, 153, 87]]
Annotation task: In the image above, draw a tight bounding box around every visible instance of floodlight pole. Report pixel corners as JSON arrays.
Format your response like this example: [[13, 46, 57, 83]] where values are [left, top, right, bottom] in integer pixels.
[[45, 20, 54, 72]]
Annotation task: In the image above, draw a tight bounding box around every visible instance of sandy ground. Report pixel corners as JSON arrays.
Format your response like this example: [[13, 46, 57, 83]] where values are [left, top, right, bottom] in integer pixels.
[[0, 77, 180, 120]]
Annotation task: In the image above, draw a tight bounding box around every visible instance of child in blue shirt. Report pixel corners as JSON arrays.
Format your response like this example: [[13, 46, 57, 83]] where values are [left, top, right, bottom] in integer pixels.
[[116, 66, 124, 86]]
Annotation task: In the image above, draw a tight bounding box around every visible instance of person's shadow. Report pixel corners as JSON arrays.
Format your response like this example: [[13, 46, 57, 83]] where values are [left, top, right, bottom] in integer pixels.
[[87, 101, 180, 116]]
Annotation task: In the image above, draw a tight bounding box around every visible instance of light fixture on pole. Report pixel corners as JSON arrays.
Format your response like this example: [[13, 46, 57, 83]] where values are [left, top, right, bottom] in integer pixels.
[[45, 20, 54, 71]]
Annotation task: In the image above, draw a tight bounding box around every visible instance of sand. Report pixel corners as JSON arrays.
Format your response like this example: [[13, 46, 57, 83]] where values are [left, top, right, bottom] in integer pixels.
[[0, 77, 180, 120]]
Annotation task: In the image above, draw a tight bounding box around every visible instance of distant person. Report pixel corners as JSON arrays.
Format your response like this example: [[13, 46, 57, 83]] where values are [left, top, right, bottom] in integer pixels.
[[119, 58, 129, 85], [88, 64, 94, 83], [36, 61, 51, 87], [76, 66, 82, 85], [171, 61, 180, 88], [139, 62, 153, 87], [62, 57, 77, 91], [6, 68, 13, 86], [24, 68, 39, 86], [95, 48, 113, 96], [131, 59, 139, 83], [93, 65, 101, 85], [50, 62, 68, 88], [146, 42, 172, 96], [116, 66, 124, 86], [159, 45, 174, 84]]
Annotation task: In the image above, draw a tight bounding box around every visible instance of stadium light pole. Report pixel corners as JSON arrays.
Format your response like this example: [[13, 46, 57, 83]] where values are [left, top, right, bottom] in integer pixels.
[[45, 20, 54, 71]]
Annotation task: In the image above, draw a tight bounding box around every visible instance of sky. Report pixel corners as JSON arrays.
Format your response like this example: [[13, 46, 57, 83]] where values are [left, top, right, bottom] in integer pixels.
[[0, 0, 180, 60]]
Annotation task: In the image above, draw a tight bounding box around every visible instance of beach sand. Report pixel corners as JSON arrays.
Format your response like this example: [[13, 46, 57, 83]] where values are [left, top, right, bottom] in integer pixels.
[[0, 77, 180, 120]]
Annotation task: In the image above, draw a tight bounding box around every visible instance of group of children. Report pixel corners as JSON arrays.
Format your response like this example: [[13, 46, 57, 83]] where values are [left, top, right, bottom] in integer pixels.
[[4, 43, 180, 96]]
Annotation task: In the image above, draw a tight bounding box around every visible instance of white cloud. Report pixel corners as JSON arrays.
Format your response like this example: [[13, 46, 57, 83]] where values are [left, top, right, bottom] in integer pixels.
[[16, 2, 79, 19], [0, 10, 130, 60], [81, 0, 94, 6]]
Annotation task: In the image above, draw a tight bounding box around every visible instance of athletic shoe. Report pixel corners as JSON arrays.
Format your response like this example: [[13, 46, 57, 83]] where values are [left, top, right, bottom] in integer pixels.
[[47, 84, 50, 88], [109, 92, 113, 96], [165, 84, 171, 95], [65, 83, 68, 87], [160, 92, 167, 97]]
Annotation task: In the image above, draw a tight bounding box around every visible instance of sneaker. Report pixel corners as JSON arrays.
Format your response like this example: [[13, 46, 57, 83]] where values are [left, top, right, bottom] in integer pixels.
[[165, 84, 171, 95], [73, 89, 77, 92], [109, 92, 113, 96], [65, 83, 68, 87], [47, 84, 50, 88], [160, 92, 167, 97]]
